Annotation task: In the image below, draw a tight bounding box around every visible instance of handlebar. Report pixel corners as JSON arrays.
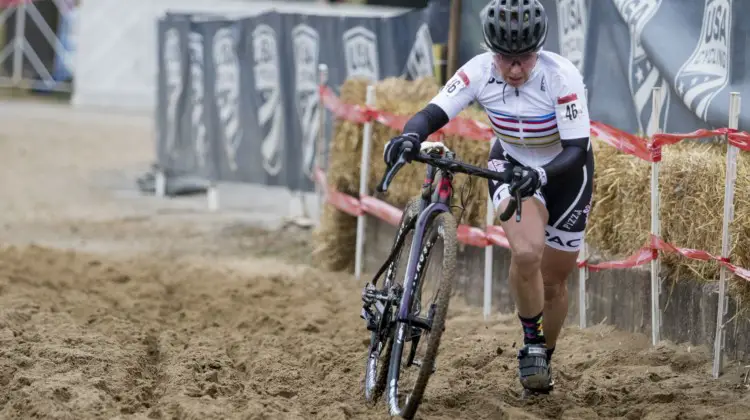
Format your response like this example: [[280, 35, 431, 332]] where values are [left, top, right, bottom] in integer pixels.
[[376, 148, 524, 223]]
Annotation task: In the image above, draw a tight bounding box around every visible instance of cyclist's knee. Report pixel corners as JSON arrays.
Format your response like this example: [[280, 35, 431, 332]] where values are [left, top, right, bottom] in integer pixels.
[[511, 245, 544, 273]]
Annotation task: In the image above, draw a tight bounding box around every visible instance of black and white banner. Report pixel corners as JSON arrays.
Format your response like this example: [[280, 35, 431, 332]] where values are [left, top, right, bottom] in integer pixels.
[[155, 4, 449, 193], [584, 0, 747, 135]]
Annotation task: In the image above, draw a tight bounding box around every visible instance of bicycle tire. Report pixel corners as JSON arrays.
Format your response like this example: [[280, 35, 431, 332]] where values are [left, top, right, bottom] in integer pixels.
[[364, 197, 422, 404], [386, 210, 457, 419]]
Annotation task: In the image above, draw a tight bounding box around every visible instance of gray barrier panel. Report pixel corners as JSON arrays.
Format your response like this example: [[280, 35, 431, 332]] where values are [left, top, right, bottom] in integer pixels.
[[155, 3, 449, 192]]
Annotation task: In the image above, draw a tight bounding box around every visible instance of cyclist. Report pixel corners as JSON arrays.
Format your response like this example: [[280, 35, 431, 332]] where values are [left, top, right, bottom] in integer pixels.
[[382, 0, 593, 394]]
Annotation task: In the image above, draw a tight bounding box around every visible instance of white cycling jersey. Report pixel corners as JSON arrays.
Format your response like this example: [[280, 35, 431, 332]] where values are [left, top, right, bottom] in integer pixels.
[[430, 50, 590, 168]]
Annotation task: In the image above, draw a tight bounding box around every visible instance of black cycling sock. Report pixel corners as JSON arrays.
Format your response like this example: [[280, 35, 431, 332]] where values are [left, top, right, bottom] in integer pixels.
[[546, 346, 555, 362], [519, 312, 545, 345]]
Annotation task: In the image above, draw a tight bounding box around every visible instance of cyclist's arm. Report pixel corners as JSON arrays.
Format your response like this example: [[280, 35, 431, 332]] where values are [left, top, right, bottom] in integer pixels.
[[537, 137, 588, 183], [535, 71, 591, 184], [401, 58, 485, 142], [401, 103, 450, 142]]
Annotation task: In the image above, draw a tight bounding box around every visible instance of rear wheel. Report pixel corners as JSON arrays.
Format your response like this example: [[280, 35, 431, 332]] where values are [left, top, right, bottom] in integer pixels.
[[386, 211, 457, 419], [363, 197, 422, 404]]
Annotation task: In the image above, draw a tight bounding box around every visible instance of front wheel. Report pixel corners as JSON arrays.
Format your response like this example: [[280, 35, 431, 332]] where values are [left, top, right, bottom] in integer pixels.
[[363, 197, 422, 405], [386, 211, 458, 419]]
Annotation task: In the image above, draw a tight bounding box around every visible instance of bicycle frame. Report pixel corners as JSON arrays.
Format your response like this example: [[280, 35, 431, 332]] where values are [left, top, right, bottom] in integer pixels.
[[396, 161, 452, 323], [364, 141, 525, 417]]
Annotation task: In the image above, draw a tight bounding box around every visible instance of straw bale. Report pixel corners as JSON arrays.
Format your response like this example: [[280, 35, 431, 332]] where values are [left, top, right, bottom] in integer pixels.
[[326, 78, 369, 194], [312, 203, 357, 272], [588, 139, 750, 301], [586, 140, 651, 256]]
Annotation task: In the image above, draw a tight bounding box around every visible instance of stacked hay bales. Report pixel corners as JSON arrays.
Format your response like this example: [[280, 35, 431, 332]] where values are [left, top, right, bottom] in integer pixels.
[[313, 77, 750, 303], [589, 141, 750, 276]]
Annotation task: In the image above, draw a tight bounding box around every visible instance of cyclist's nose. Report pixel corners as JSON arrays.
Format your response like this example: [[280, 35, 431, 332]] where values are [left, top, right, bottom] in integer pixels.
[[508, 64, 524, 77]]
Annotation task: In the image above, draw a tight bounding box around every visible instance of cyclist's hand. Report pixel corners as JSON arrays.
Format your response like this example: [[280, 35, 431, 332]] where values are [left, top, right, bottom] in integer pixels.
[[383, 133, 420, 166], [508, 166, 543, 199]]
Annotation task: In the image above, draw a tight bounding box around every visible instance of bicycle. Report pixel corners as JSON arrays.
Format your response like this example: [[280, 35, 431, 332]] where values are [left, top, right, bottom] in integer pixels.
[[360, 141, 525, 419]]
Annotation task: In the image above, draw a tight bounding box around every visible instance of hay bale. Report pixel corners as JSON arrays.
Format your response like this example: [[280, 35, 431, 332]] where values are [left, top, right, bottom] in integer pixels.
[[586, 140, 651, 256], [312, 203, 357, 272], [588, 139, 750, 294], [326, 78, 369, 194]]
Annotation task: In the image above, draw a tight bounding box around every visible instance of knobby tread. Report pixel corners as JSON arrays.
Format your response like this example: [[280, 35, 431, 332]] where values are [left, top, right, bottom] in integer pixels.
[[400, 211, 458, 419]]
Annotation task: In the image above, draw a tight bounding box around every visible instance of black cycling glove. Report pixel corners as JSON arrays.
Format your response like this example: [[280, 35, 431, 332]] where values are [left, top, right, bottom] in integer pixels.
[[383, 133, 420, 166], [508, 166, 545, 199]]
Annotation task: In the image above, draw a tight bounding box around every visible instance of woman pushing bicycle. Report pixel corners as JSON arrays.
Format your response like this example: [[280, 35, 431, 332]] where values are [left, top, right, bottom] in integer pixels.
[[382, 0, 594, 394]]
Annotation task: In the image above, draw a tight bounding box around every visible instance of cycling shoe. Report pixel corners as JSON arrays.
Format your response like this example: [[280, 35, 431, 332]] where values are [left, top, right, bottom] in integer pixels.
[[517, 343, 553, 393]]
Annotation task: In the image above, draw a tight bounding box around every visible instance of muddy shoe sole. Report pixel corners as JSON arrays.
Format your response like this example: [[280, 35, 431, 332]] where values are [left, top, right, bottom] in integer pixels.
[[520, 368, 552, 392]]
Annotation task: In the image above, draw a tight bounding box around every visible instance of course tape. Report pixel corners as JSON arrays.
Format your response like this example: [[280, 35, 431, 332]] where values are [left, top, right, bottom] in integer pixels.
[[728, 131, 750, 151], [317, 86, 750, 281]]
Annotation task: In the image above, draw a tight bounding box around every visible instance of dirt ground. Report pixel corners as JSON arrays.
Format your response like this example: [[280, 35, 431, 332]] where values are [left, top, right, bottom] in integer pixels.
[[0, 100, 748, 420]]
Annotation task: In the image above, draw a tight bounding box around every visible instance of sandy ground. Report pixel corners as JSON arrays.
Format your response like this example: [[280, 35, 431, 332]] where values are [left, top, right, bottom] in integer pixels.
[[0, 99, 748, 420]]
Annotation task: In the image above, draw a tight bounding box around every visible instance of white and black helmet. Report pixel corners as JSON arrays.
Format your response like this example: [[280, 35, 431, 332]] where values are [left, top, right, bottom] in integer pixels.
[[480, 0, 548, 56]]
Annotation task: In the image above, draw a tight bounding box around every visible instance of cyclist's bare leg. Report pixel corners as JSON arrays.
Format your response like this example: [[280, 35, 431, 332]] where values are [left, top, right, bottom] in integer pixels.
[[497, 195, 556, 392], [497, 196, 549, 319], [540, 245, 579, 353]]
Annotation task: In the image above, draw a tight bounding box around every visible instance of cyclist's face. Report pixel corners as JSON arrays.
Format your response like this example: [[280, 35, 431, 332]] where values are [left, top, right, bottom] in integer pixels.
[[493, 52, 537, 88]]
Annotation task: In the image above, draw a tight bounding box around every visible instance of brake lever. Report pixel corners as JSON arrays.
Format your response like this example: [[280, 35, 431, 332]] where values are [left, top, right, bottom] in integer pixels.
[[497, 166, 524, 223], [376, 146, 413, 193], [514, 187, 523, 222]]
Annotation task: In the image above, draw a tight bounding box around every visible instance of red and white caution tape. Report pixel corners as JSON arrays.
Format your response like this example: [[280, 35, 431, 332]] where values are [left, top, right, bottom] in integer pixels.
[[651, 128, 737, 148], [728, 131, 750, 152], [590, 120, 655, 162]]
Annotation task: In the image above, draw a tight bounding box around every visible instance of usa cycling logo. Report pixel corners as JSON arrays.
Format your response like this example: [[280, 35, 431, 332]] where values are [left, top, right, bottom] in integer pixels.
[[213, 26, 242, 172], [556, 0, 587, 73], [675, 0, 732, 122], [253, 24, 284, 176], [343, 26, 379, 81], [614, 0, 669, 136], [163, 27, 183, 161], [402, 23, 434, 80], [292, 24, 320, 178], [188, 31, 209, 169]]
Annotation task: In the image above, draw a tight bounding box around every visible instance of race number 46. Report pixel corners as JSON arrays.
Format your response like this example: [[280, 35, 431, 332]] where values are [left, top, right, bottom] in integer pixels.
[[556, 92, 584, 123], [443, 70, 470, 97], [564, 102, 579, 120]]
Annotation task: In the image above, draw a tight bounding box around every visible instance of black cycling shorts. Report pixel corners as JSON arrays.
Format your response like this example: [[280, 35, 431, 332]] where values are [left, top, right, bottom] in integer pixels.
[[486, 140, 594, 252]]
